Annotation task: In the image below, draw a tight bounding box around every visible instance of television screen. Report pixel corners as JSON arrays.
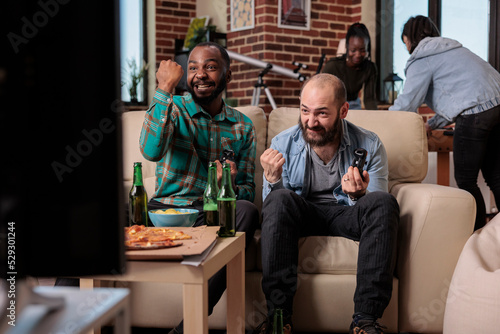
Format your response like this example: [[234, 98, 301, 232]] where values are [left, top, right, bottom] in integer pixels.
[[0, 0, 126, 278]]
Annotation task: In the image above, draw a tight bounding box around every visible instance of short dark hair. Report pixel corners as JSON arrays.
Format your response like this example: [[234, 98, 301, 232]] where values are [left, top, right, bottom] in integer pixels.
[[190, 41, 230, 71], [402, 15, 440, 54], [345, 22, 372, 60]]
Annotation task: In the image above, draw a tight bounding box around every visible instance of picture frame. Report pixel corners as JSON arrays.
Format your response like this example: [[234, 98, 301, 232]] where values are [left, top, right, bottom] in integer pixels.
[[278, 0, 311, 30], [230, 0, 255, 32], [183, 16, 210, 50]]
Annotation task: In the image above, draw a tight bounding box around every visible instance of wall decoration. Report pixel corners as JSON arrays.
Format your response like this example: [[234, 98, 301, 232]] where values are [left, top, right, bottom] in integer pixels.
[[183, 16, 210, 50], [231, 0, 255, 31], [278, 0, 311, 30]]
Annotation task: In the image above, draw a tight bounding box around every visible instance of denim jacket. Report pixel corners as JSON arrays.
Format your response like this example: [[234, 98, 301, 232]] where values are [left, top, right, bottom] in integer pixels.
[[262, 120, 389, 206], [390, 37, 500, 129]]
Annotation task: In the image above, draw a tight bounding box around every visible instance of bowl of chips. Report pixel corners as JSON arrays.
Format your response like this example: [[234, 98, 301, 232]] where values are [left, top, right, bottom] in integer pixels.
[[148, 208, 199, 227]]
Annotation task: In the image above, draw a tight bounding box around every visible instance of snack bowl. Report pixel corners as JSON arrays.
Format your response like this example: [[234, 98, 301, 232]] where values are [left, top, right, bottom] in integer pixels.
[[148, 208, 199, 227]]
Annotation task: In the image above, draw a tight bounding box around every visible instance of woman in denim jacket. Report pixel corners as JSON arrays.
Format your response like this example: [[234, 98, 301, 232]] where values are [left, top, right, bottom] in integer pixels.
[[390, 15, 500, 230]]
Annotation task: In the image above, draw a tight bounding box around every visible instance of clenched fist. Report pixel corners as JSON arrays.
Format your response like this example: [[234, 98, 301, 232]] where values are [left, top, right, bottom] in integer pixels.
[[156, 59, 184, 93], [260, 148, 285, 184]]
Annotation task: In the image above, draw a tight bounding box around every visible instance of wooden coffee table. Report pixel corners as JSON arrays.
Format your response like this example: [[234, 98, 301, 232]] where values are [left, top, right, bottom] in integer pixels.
[[80, 228, 245, 334]]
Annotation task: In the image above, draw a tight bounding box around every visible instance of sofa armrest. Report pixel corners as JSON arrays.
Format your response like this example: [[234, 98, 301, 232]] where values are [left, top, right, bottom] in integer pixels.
[[391, 183, 475, 333]]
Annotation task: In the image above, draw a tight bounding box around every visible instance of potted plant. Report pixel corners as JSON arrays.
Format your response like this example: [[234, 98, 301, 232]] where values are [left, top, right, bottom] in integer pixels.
[[124, 58, 149, 104]]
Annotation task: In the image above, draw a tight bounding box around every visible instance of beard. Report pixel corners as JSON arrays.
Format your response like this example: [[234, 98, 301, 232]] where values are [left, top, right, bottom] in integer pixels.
[[299, 116, 343, 147], [187, 77, 227, 107]]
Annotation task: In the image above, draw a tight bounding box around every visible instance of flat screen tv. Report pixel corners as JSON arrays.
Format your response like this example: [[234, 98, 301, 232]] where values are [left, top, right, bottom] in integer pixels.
[[0, 0, 126, 279]]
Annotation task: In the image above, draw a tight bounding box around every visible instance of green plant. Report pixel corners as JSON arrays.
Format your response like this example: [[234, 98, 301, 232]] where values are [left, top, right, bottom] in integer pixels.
[[125, 58, 149, 102]]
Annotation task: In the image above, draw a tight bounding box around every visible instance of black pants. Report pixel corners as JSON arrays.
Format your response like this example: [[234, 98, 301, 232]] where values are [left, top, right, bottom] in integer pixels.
[[148, 198, 259, 315], [454, 105, 500, 230], [260, 190, 399, 319]]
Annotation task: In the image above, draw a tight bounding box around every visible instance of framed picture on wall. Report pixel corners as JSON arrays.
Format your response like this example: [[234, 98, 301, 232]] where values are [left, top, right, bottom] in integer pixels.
[[231, 0, 255, 32], [278, 0, 311, 30]]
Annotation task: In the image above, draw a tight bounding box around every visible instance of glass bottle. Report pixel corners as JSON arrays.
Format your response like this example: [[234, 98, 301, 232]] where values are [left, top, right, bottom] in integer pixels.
[[217, 162, 236, 237], [272, 308, 284, 334], [203, 161, 219, 226], [129, 162, 148, 227]]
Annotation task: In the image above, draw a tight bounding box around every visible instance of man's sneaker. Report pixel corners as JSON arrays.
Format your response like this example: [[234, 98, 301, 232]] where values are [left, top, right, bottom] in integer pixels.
[[349, 318, 386, 334]]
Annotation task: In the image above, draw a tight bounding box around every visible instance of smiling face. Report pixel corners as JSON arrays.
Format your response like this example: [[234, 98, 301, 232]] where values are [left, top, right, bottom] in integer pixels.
[[346, 36, 367, 68], [299, 76, 348, 147], [186, 45, 231, 109]]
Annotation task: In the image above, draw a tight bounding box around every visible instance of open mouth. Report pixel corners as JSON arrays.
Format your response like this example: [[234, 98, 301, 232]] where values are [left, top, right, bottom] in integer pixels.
[[194, 83, 214, 93]]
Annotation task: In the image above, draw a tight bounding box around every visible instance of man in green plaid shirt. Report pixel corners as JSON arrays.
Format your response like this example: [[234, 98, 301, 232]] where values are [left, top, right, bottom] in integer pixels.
[[140, 42, 259, 334]]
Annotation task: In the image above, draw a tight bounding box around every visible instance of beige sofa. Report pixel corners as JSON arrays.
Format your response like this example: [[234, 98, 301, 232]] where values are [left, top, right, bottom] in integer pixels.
[[120, 106, 475, 333]]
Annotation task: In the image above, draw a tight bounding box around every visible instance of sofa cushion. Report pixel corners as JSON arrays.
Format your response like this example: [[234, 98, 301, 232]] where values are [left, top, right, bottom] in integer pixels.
[[344, 109, 428, 188], [235, 106, 267, 212], [267, 107, 300, 142], [254, 232, 359, 274], [297, 236, 359, 274]]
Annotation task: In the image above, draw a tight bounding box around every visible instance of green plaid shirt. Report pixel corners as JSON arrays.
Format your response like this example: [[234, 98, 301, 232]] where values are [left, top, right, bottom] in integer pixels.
[[140, 89, 256, 206]]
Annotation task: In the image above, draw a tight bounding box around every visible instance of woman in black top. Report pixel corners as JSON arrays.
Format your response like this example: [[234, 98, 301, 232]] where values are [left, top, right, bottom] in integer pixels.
[[322, 22, 378, 110]]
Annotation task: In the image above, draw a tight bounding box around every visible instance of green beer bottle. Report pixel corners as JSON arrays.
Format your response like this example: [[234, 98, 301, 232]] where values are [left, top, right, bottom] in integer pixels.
[[203, 161, 219, 226], [272, 308, 284, 334], [129, 162, 148, 226], [217, 162, 236, 237]]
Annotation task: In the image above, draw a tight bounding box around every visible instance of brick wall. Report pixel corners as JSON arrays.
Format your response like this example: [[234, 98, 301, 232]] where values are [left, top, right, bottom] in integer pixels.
[[154, 0, 363, 114], [226, 0, 363, 114], [155, 0, 197, 65]]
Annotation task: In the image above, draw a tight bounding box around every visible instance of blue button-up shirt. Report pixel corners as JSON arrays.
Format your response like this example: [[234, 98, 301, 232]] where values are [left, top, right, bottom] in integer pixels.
[[262, 120, 388, 206]]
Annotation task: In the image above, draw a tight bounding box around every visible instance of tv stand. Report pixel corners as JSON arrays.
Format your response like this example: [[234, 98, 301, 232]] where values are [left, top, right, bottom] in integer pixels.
[[1, 281, 129, 334]]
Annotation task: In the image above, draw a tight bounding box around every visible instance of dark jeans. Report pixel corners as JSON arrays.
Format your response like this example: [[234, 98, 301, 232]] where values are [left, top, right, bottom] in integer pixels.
[[454, 105, 500, 230], [148, 198, 259, 315], [260, 189, 399, 319]]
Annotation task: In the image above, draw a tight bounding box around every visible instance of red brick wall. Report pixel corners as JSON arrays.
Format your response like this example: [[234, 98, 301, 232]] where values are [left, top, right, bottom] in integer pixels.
[[226, 0, 363, 114], [155, 0, 197, 65], [154, 0, 362, 114]]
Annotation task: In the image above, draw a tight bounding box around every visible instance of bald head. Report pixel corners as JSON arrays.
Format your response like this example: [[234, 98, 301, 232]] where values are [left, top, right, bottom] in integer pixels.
[[300, 73, 347, 110]]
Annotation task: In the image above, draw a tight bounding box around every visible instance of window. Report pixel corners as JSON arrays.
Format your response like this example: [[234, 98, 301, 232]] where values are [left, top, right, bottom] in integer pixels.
[[441, 0, 489, 61], [377, 0, 497, 102], [392, 1, 428, 82], [120, 0, 148, 104]]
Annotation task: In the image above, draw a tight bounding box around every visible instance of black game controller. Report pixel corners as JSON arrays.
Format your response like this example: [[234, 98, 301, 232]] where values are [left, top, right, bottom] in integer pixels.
[[220, 149, 235, 163], [351, 148, 367, 180]]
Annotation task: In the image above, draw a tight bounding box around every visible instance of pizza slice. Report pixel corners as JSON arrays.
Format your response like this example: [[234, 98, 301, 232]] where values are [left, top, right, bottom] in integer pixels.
[[124, 225, 192, 249]]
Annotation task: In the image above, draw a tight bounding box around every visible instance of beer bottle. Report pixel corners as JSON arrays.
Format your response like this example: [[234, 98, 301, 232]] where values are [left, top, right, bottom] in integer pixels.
[[129, 162, 148, 226], [217, 162, 236, 237], [203, 161, 219, 226], [272, 308, 284, 334]]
